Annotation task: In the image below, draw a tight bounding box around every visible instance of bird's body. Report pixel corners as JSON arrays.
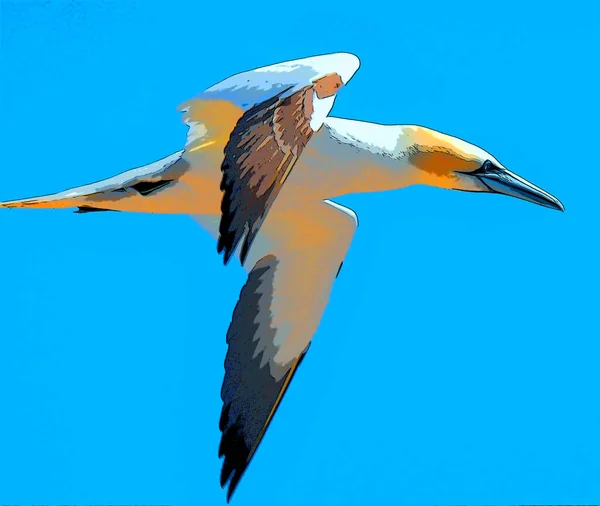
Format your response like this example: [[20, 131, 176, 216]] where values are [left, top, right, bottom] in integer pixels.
[[0, 52, 564, 501], [0, 117, 507, 226]]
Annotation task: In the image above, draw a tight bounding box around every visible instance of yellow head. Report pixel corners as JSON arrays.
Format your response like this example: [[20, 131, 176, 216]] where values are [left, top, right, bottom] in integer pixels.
[[401, 126, 564, 211]]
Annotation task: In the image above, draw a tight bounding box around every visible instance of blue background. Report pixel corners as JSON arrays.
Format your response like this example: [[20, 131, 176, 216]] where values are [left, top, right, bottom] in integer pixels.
[[1, 1, 598, 504]]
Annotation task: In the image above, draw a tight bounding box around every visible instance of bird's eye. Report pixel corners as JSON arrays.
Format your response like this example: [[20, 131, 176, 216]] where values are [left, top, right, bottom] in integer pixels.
[[469, 159, 493, 175]]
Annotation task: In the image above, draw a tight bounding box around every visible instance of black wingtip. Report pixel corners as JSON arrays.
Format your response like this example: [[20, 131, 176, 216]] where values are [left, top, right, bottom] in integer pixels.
[[222, 248, 233, 266], [218, 422, 251, 501], [226, 475, 241, 503], [239, 242, 249, 267], [75, 206, 115, 214], [217, 235, 233, 266], [224, 464, 245, 503], [218, 345, 312, 503]]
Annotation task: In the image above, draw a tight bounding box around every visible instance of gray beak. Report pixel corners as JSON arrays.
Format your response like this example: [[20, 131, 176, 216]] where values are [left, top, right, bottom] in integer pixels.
[[475, 163, 565, 212]]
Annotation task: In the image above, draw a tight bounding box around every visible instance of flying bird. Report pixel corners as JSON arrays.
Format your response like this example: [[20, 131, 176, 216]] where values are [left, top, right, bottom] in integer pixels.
[[0, 52, 564, 501]]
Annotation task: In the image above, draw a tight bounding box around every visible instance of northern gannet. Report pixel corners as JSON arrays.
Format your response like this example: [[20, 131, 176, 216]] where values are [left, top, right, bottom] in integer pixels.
[[0, 52, 564, 501]]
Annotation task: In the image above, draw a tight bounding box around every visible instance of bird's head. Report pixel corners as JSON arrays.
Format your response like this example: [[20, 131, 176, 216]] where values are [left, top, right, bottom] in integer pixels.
[[402, 126, 564, 211]]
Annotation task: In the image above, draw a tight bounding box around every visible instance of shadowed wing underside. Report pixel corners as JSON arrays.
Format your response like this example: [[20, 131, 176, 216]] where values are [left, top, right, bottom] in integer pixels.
[[218, 200, 358, 501], [217, 72, 348, 265]]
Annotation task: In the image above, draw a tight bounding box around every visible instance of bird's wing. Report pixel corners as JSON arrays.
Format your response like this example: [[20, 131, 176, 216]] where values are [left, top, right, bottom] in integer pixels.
[[218, 199, 358, 501], [0, 151, 186, 210], [217, 84, 318, 265], [181, 53, 360, 265], [178, 52, 360, 152]]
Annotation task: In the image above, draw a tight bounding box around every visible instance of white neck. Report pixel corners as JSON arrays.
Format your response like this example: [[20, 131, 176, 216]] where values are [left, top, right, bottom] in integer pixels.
[[308, 117, 419, 197]]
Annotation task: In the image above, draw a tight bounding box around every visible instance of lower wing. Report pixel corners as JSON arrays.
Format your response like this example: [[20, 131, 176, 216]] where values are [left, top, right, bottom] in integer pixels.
[[207, 199, 358, 501]]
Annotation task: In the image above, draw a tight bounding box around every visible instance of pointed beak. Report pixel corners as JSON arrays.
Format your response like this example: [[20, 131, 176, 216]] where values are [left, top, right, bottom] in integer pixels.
[[476, 167, 565, 212]]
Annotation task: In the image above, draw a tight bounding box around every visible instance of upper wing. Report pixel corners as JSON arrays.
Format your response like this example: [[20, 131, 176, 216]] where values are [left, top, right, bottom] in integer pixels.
[[178, 52, 360, 156], [196, 53, 360, 265], [217, 84, 315, 265], [218, 200, 358, 501]]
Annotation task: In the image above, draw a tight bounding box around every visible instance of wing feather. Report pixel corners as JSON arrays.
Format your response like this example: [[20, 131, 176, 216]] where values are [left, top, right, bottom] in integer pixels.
[[217, 85, 315, 265], [217, 200, 358, 501]]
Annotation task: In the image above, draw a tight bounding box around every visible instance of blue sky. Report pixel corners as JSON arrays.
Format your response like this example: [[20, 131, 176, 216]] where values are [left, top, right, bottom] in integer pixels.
[[1, 0, 598, 505]]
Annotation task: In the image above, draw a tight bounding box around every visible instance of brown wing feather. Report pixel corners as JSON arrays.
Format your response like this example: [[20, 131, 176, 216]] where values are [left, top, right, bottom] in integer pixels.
[[217, 86, 315, 265]]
